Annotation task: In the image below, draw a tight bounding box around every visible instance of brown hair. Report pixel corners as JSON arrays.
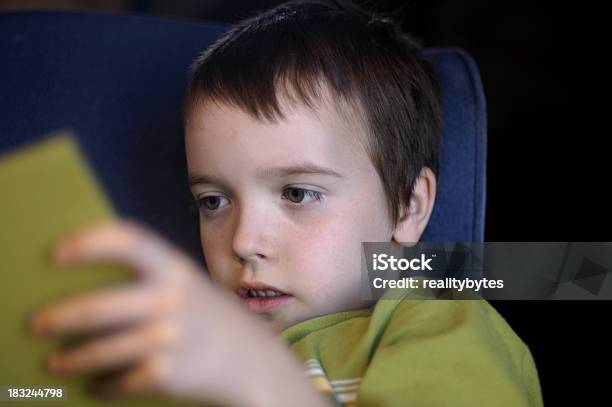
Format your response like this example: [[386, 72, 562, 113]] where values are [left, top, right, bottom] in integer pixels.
[[184, 0, 443, 228]]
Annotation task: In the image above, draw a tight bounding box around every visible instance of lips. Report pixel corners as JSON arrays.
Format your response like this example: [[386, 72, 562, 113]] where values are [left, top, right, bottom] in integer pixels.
[[237, 281, 292, 313], [237, 281, 288, 297]]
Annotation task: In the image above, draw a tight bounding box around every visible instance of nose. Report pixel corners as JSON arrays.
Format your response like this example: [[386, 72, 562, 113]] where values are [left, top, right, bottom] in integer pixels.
[[231, 201, 274, 264]]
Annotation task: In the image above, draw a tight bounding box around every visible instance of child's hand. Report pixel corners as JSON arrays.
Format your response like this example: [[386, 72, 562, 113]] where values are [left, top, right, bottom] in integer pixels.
[[29, 220, 327, 407]]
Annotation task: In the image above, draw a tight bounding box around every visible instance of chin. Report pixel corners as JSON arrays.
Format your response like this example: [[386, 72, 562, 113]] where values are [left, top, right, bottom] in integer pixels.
[[260, 317, 289, 334]]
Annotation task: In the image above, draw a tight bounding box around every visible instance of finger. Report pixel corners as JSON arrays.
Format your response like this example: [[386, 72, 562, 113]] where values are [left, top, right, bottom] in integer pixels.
[[30, 284, 178, 336], [89, 358, 165, 399], [48, 320, 175, 376], [53, 219, 192, 282]]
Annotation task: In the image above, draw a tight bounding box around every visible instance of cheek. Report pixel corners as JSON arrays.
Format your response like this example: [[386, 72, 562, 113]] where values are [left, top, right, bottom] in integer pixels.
[[199, 223, 235, 287], [292, 196, 391, 288], [289, 216, 363, 289]]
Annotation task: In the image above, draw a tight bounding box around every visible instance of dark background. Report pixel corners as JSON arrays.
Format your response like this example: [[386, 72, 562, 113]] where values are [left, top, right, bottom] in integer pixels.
[[1, 0, 606, 404]]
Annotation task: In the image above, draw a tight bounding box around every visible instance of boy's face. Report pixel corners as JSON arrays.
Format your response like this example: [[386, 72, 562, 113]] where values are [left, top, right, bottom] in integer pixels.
[[185, 97, 394, 332]]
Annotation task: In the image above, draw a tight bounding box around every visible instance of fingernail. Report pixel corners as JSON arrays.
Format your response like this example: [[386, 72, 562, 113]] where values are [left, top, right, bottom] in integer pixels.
[[29, 315, 49, 335], [54, 241, 75, 265], [48, 354, 64, 373]]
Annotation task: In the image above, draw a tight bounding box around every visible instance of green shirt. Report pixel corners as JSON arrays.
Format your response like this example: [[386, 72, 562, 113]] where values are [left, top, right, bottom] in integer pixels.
[[280, 288, 543, 406]]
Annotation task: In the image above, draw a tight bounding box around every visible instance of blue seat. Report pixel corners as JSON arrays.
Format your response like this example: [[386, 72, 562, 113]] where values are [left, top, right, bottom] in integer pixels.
[[0, 11, 487, 267]]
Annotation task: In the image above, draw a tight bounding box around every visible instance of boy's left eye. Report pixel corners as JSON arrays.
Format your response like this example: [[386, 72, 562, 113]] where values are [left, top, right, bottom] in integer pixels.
[[282, 187, 323, 205]]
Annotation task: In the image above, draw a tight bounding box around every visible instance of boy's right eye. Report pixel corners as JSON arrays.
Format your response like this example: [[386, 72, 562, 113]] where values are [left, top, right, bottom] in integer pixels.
[[197, 195, 230, 211]]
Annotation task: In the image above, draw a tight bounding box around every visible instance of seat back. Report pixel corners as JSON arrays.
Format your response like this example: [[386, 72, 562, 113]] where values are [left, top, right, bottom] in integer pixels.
[[0, 11, 487, 266]]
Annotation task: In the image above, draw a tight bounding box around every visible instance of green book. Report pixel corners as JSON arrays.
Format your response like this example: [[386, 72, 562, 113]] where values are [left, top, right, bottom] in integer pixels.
[[0, 132, 195, 406]]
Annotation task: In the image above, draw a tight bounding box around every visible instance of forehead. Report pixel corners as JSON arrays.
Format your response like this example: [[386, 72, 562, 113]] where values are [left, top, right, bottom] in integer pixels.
[[185, 98, 370, 179]]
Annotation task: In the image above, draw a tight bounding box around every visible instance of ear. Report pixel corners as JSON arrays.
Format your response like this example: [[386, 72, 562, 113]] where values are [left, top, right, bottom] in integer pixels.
[[392, 167, 437, 245]]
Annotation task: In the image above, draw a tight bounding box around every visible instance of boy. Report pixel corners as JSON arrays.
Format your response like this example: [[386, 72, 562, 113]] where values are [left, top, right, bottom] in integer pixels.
[[30, 1, 543, 406]]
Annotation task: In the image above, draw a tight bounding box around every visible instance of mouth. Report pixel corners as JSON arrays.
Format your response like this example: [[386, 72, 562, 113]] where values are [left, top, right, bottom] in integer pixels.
[[237, 283, 293, 313]]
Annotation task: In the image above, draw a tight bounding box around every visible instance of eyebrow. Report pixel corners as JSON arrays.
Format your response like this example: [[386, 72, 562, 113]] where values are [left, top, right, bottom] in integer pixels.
[[188, 162, 344, 187]]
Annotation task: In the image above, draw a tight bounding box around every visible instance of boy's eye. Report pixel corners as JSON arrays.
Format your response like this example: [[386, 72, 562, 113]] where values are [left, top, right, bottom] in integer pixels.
[[197, 195, 229, 211], [282, 187, 323, 204], [196, 188, 323, 214]]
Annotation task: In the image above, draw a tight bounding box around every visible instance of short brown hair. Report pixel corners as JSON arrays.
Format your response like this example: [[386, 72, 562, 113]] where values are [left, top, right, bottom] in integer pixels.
[[185, 0, 443, 228]]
